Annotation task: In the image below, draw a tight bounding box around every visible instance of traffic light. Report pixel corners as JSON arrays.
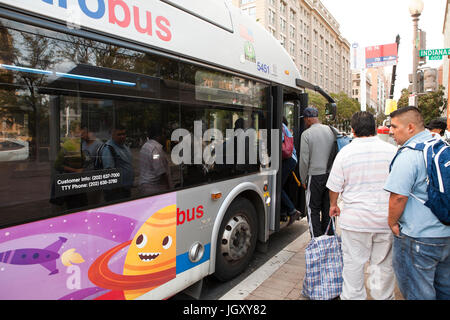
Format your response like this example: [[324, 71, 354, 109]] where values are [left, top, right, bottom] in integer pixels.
[[408, 73, 413, 94], [423, 68, 438, 92], [419, 29, 426, 65], [418, 70, 424, 93]]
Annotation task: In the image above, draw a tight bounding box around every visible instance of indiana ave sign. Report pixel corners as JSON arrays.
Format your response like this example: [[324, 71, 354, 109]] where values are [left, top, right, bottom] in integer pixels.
[[420, 48, 450, 60]]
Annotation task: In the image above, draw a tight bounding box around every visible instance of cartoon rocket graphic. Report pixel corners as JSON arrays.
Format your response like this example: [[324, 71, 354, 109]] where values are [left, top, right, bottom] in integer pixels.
[[0, 237, 67, 275]]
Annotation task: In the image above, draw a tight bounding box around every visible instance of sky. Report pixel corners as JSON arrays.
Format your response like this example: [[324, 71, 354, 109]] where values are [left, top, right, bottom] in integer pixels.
[[320, 0, 447, 100]]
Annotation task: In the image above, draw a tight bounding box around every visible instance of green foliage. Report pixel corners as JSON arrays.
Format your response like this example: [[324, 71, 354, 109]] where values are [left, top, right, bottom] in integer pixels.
[[306, 90, 327, 121], [397, 88, 410, 108], [396, 86, 447, 125], [305, 90, 361, 132], [366, 105, 388, 126], [330, 92, 361, 122]]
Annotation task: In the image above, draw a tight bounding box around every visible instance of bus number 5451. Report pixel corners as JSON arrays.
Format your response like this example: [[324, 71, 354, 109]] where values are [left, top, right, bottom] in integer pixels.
[[257, 62, 270, 74]]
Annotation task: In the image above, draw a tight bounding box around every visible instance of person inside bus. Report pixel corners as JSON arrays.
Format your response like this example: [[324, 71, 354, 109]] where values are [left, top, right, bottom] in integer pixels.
[[234, 115, 260, 174], [101, 124, 134, 202], [281, 116, 302, 226], [139, 122, 173, 196], [81, 126, 103, 171], [81, 126, 103, 205], [234, 117, 248, 172]]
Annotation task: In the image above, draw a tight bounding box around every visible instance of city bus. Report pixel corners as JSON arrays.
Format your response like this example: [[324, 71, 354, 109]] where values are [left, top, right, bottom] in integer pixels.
[[0, 0, 336, 300]]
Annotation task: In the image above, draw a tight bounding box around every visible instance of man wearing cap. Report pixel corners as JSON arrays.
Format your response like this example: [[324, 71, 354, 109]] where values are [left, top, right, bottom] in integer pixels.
[[299, 106, 335, 237]]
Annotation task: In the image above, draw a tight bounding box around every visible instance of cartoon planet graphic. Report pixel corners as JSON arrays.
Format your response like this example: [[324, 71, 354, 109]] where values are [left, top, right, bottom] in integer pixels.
[[88, 205, 176, 300]]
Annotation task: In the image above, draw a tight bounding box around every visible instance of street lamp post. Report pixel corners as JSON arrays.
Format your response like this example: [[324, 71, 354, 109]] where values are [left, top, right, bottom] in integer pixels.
[[409, 0, 424, 107]]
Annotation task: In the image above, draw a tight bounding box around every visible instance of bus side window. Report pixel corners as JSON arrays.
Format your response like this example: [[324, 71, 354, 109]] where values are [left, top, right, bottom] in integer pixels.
[[0, 19, 183, 227]]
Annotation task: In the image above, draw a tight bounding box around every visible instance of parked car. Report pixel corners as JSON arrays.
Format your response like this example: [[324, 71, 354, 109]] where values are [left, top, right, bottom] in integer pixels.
[[0, 138, 29, 161]]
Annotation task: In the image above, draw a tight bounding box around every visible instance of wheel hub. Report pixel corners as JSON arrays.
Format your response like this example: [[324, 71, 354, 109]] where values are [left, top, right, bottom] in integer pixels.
[[220, 215, 252, 261]]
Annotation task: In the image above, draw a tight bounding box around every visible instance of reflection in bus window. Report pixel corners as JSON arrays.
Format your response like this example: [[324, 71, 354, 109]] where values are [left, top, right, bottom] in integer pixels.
[[0, 18, 271, 228], [195, 70, 266, 108], [0, 139, 29, 162], [0, 18, 181, 227], [284, 102, 295, 132]]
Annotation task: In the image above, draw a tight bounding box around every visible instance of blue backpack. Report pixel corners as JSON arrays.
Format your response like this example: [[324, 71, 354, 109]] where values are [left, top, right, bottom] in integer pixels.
[[326, 126, 352, 172], [390, 137, 450, 226]]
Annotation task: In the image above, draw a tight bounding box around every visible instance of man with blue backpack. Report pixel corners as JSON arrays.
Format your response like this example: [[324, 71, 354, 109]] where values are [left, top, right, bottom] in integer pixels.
[[385, 106, 450, 300]]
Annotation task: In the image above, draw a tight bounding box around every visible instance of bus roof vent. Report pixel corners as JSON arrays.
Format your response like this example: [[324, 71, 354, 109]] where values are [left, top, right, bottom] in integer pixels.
[[160, 0, 233, 33]]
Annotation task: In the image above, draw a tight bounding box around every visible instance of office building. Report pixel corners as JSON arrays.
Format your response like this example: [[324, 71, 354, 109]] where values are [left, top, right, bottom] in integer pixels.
[[232, 0, 351, 95]]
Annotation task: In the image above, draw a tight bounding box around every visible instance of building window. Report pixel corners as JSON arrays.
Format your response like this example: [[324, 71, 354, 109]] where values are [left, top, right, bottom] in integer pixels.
[[280, 17, 286, 32], [268, 9, 275, 25], [289, 41, 295, 56], [280, 1, 287, 16], [289, 9, 296, 22], [269, 26, 276, 38], [242, 6, 256, 18], [289, 25, 295, 39], [280, 35, 286, 48], [240, 0, 255, 5]]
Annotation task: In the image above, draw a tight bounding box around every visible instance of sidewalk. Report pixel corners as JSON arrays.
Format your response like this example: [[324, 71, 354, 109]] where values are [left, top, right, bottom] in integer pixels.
[[220, 219, 404, 301]]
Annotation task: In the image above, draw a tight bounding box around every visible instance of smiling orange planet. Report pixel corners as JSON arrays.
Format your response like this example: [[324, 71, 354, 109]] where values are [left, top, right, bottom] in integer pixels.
[[122, 205, 176, 299], [88, 204, 177, 300]]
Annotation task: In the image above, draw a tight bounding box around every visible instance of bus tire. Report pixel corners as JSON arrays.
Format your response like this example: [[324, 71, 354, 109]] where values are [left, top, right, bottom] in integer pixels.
[[214, 197, 258, 282]]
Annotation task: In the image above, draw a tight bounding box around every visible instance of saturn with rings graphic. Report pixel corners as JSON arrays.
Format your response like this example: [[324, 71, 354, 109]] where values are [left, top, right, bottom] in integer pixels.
[[88, 204, 176, 300]]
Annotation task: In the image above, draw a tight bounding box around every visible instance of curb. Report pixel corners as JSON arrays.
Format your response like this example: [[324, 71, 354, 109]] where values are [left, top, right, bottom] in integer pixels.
[[219, 219, 311, 300]]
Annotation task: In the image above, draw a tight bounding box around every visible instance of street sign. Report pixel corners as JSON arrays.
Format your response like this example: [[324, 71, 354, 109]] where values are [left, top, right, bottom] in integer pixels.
[[365, 43, 398, 68], [429, 55, 443, 60], [419, 48, 450, 57]]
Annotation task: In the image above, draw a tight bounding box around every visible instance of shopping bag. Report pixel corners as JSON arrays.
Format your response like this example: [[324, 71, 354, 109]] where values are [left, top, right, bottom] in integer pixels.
[[302, 219, 343, 300]]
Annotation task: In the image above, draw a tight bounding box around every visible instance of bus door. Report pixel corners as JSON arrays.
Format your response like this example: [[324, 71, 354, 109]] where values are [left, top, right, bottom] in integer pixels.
[[271, 86, 307, 231], [282, 90, 308, 227]]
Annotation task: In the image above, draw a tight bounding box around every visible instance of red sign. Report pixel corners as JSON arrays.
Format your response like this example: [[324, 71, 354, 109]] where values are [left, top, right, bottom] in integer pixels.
[[365, 43, 398, 68]]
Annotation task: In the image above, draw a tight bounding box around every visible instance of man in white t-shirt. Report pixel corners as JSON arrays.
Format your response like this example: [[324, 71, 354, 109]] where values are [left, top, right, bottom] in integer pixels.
[[326, 111, 398, 300], [139, 122, 172, 195]]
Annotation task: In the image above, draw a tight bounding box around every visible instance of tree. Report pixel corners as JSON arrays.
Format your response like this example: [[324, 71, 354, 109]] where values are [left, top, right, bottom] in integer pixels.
[[305, 90, 360, 132], [397, 86, 447, 125], [306, 90, 327, 121], [330, 92, 360, 132], [397, 88, 410, 108], [366, 106, 387, 126]]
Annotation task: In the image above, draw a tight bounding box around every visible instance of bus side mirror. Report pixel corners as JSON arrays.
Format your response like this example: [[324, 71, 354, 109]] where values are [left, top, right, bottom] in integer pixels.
[[325, 102, 336, 121]]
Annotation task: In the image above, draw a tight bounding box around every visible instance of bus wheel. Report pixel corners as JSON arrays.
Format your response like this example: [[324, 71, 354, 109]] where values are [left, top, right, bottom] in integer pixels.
[[214, 197, 258, 282]]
